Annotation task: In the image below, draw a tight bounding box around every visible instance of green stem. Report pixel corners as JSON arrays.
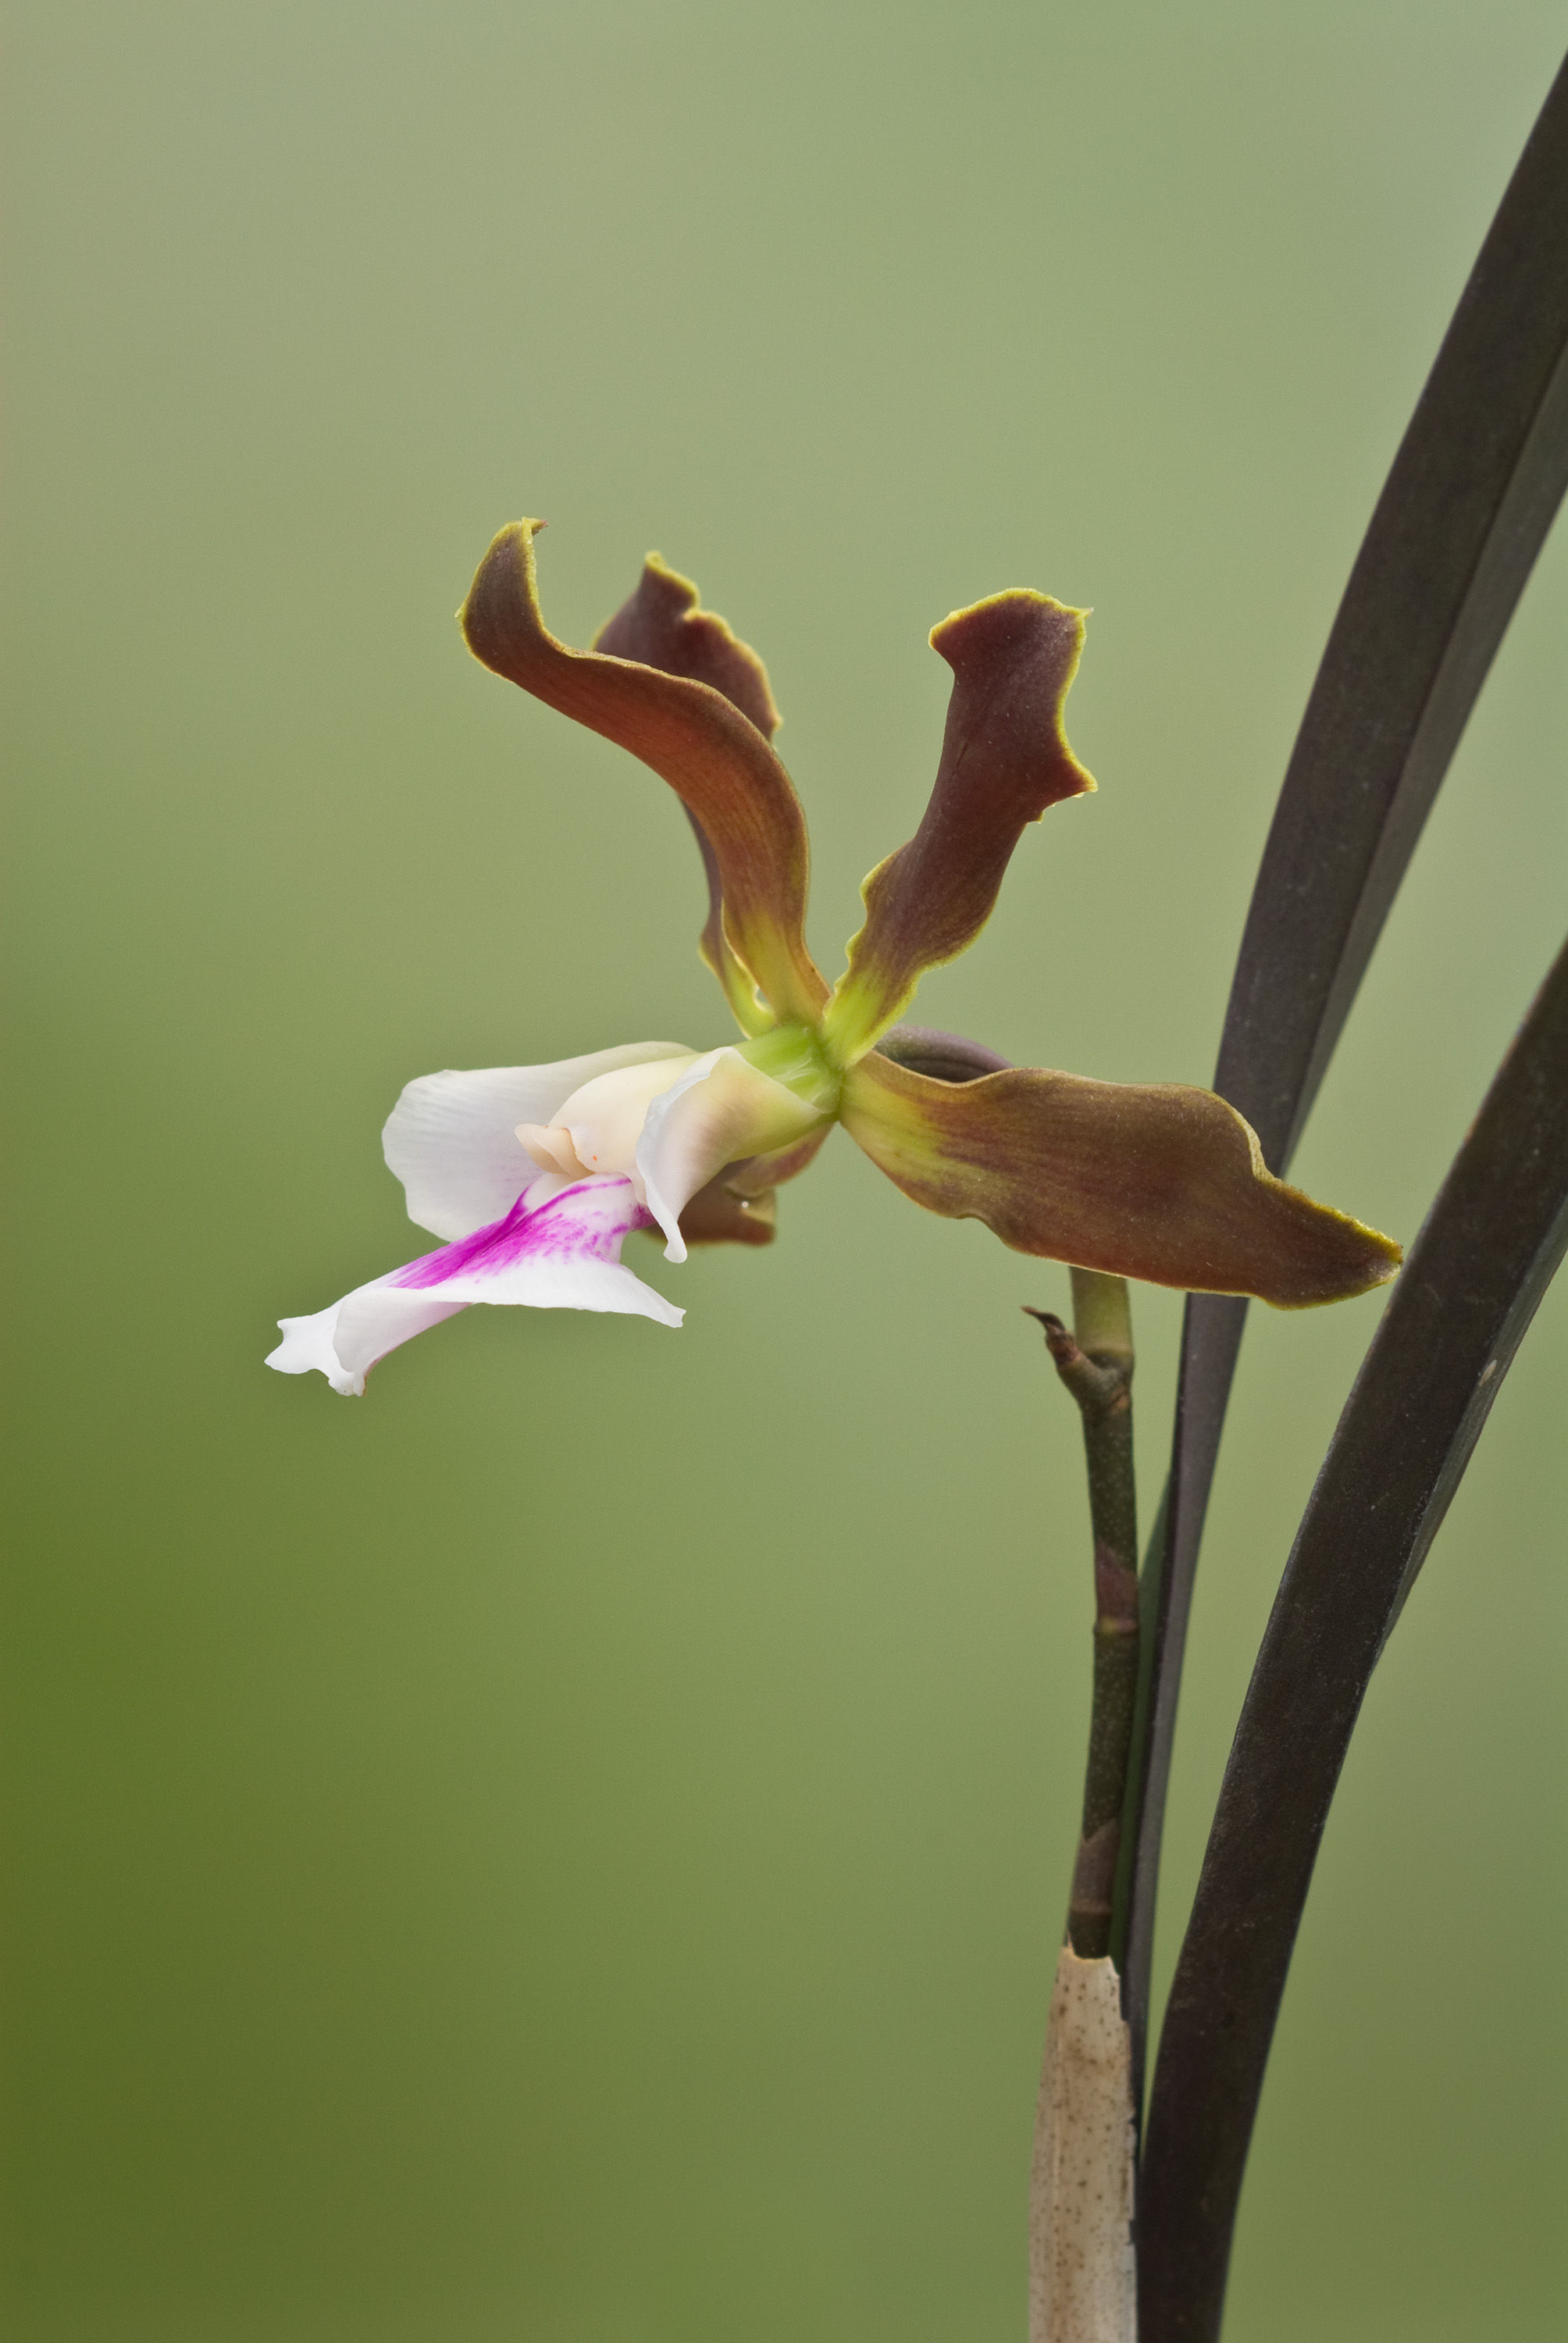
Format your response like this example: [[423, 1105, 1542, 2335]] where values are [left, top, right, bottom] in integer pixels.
[[1028, 1270, 1139, 1963]]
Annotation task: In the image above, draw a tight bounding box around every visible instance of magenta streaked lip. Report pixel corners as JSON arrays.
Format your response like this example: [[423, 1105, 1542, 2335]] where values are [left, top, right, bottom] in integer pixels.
[[393, 1177, 652, 1289]]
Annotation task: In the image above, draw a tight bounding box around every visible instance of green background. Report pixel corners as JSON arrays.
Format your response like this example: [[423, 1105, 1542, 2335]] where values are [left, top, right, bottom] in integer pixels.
[[5, 5, 1565, 2337]]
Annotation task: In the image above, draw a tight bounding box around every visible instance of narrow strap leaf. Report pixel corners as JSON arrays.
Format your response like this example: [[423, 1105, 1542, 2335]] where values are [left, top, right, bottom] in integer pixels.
[[1121, 50, 1568, 2094], [1138, 924, 1568, 2343]]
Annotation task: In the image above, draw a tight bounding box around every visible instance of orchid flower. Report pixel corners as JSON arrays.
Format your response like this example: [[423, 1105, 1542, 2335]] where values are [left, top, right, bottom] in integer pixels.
[[268, 520, 1400, 1396]]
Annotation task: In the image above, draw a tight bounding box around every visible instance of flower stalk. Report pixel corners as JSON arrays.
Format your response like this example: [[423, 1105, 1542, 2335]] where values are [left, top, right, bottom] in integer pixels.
[[1028, 1271, 1139, 1962], [1025, 1272, 1141, 2343]]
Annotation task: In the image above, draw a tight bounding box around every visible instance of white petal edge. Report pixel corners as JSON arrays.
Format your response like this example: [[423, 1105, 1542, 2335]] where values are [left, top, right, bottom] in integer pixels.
[[636, 1048, 828, 1262], [383, 1042, 695, 1241], [266, 1290, 468, 1396], [265, 1175, 682, 1396]]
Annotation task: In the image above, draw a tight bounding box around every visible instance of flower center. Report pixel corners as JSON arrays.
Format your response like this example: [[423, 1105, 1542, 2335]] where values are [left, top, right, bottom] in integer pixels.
[[735, 1024, 841, 1118], [520, 1049, 703, 1180]]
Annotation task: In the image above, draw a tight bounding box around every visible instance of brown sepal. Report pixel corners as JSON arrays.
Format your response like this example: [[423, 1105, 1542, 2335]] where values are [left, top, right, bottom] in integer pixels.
[[827, 590, 1093, 1060], [842, 1050, 1402, 1307], [594, 555, 781, 1029], [593, 553, 781, 738], [675, 1176, 779, 1247], [460, 522, 826, 1027]]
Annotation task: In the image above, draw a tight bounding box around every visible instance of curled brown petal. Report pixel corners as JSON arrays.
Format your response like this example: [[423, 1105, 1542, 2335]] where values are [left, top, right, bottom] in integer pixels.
[[594, 554, 782, 1033], [461, 522, 827, 1028], [841, 1050, 1402, 1307], [718, 1124, 832, 1199], [873, 1022, 1013, 1083], [675, 1176, 778, 1247], [594, 552, 781, 736], [825, 591, 1094, 1065]]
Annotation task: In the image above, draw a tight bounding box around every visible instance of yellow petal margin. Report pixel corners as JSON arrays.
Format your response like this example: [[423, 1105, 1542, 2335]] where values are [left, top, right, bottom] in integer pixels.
[[461, 522, 828, 1029], [594, 553, 782, 1036], [823, 590, 1093, 1066], [842, 1050, 1402, 1307]]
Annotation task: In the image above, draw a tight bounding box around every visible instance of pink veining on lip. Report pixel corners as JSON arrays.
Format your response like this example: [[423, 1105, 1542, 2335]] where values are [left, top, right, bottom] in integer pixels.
[[392, 1178, 654, 1290]]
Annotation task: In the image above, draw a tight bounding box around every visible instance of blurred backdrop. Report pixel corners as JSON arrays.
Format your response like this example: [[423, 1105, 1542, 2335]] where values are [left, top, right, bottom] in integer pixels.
[[5, 5, 1566, 2338]]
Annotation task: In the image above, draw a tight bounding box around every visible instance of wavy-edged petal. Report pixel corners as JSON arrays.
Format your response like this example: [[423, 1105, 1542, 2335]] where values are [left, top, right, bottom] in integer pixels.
[[266, 1175, 682, 1395], [841, 1050, 1402, 1307], [824, 592, 1094, 1065], [461, 521, 826, 1026], [595, 554, 782, 1036], [593, 551, 780, 736], [636, 1047, 829, 1262], [384, 1044, 691, 1240]]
